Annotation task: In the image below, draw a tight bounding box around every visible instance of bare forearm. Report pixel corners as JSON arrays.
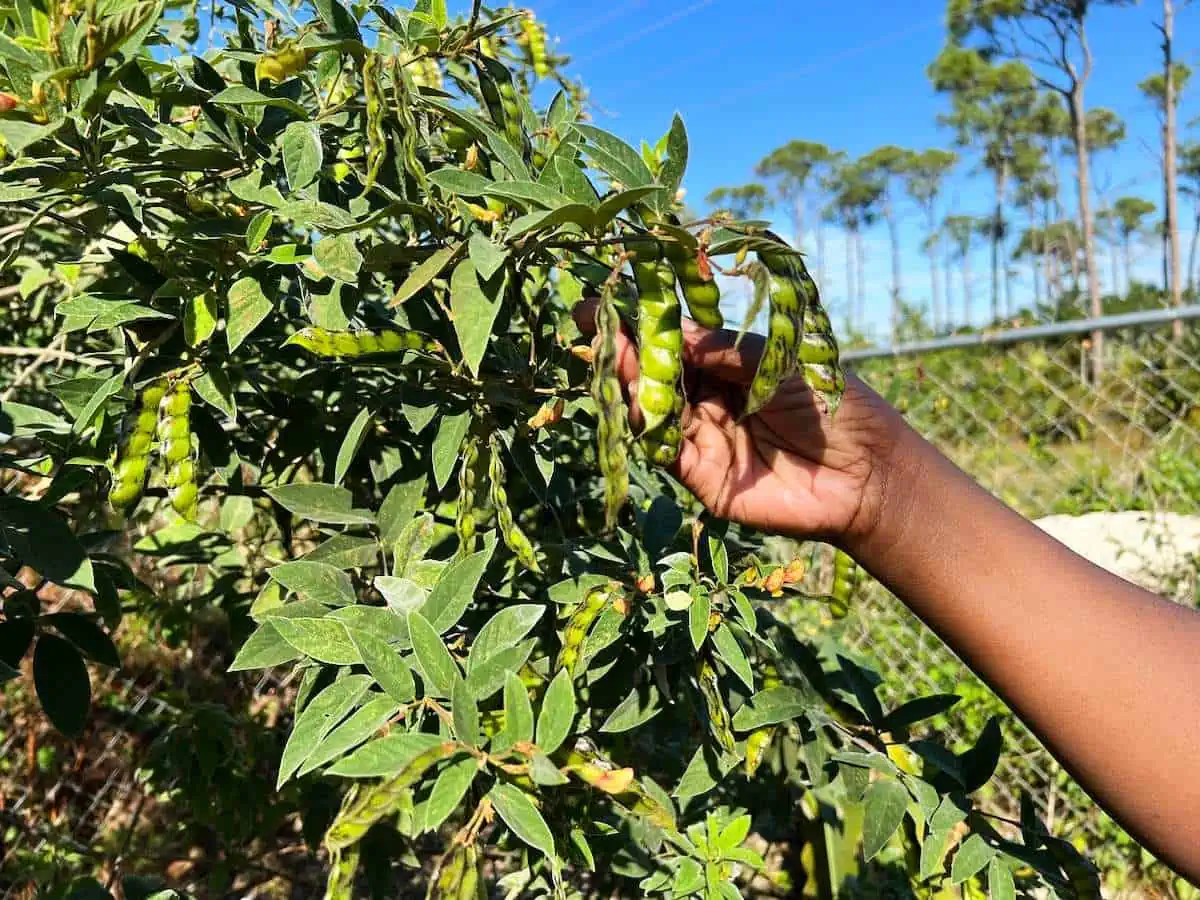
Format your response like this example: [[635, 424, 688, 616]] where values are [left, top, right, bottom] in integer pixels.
[[849, 420, 1200, 881]]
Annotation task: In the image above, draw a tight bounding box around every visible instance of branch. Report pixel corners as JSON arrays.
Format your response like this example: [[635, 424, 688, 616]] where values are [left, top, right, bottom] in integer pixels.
[[0, 345, 106, 365], [1, 336, 73, 402]]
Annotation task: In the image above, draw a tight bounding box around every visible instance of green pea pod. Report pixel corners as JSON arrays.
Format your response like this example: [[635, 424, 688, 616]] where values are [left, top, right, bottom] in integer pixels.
[[429, 842, 467, 899], [488, 437, 541, 574], [798, 286, 846, 416], [696, 656, 736, 755], [591, 288, 630, 528], [285, 326, 441, 358], [632, 245, 684, 465], [744, 259, 805, 418], [521, 13, 550, 78], [109, 379, 169, 510], [325, 742, 457, 851], [158, 381, 198, 520], [324, 843, 359, 900], [665, 243, 723, 329], [361, 52, 387, 195], [455, 437, 480, 557], [744, 659, 782, 777], [555, 587, 612, 677], [829, 549, 858, 619], [476, 57, 529, 159]]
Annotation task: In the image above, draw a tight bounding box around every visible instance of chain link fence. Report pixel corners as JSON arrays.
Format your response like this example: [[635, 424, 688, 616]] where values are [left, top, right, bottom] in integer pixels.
[[5, 308, 1200, 896]]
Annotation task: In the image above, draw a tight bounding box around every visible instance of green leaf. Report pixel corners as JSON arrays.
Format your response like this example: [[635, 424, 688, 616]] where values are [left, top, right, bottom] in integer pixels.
[[275, 200, 355, 231], [536, 669, 575, 755], [390, 244, 459, 306], [334, 407, 372, 484], [467, 604, 544, 672], [592, 186, 666, 228], [313, 0, 359, 37], [44, 614, 118, 668], [451, 675, 479, 747], [421, 537, 496, 633], [348, 630, 415, 702], [862, 780, 909, 861], [378, 476, 429, 544], [707, 536, 729, 585], [574, 123, 656, 189], [987, 858, 1015, 900], [428, 167, 493, 196], [184, 291, 218, 346], [920, 826, 953, 880], [494, 670, 535, 752], [272, 617, 362, 664], [304, 534, 379, 569], [267, 483, 375, 525], [431, 410, 471, 491], [268, 561, 355, 607], [711, 624, 753, 691], [469, 232, 508, 281], [299, 694, 401, 776], [0, 496, 94, 591], [448, 260, 502, 378], [193, 368, 237, 420], [226, 276, 272, 353], [228, 621, 303, 671], [673, 746, 738, 804], [327, 732, 445, 778], [484, 180, 573, 209], [688, 590, 710, 652], [423, 755, 476, 833], [465, 640, 535, 701], [408, 610, 458, 698], [276, 674, 372, 786], [731, 686, 814, 732], [830, 751, 898, 775], [210, 85, 309, 119], [529, 752, 569, 786], [882, 694, 960, 732], [951, 834, 997, 885], [658, 113, 689, 206], [246, 211, 273, 252], [313, 234, 363, 284], [33, 634, 90, 737], [960, 716, 1004, 793], [282, 121, 323, 191], [328, 606, 410, 644], [599, 683, 662, 733], [505, 203, 595, 238], [718, 814, 752, 852], [489, 782, 555, 858]]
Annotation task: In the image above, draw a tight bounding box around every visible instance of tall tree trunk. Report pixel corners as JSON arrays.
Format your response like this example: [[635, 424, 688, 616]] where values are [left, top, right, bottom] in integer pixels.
[[1163, 0, 1183, 335], [886, 201, 902, 343], [845, 227, 856, 331], [1188, 210, 1200, 295], [1028, 199, 1043, 308], [927, 206, 941, 334], [963, 249, 973, 327], [1110, 231, 1120, 297], [944, 245, 955, 331], [1123, 233, 1132, 297], [855, 229, 866, 332], [1068, 47, 1103, 374], [816, 216, 827, 296]]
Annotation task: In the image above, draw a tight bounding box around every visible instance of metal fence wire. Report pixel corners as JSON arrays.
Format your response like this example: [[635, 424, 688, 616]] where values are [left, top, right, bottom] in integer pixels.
[[5, 306, 1200, 895]]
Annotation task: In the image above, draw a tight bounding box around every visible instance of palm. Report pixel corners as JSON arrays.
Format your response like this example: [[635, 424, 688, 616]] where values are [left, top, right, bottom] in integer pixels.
[[574, 301, 895, 546], [676, 369, 881, 542]]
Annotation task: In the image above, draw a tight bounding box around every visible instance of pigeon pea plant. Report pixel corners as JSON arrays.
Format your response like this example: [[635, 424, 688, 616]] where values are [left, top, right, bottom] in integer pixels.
[[0, 0, 1102, 896]]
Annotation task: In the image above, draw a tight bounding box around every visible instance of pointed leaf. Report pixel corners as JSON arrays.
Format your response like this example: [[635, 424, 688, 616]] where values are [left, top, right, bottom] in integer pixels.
[[536, 669, 576, 755], [226, 276, 272, 353], [431, 410, 471, 490], [951, 834, 997, 885], [334, 407, 372, 485], [349, 630, 416, 702], [452, 675, 479, 747], [282, 121, 323, 191], [33, 635, 90, 737], [277, 674, 372, 786], [268, 561, 355, 607], [408, 611, 458, 697], [862, 780, 909, 861], [272, 617, 362, 664], [489, 782, 555, 858], [449, 260, 501, 377]]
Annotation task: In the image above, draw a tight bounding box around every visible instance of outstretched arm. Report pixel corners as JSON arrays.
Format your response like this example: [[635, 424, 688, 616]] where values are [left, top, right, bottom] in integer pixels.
[[577, 306, 1200, 882]]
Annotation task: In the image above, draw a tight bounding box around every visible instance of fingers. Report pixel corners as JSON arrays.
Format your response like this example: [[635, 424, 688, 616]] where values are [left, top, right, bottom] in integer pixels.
[[680, 318, 764, 387]]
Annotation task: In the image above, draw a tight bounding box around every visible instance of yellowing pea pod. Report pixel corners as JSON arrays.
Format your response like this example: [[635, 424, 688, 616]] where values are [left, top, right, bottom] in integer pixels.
[[324, 843, 360, 900], [591, 289, 630, 527], [361, 52, 387, 195], [108, 378, 169, 512], [487, 437, 541, 574], [696, 655, 736, 755], [158, 381, 199, 520], [285, 326, 441, 358], [255, 41, 316, 85], [520, 11, 550, 78], [555, 587, 612, 677]]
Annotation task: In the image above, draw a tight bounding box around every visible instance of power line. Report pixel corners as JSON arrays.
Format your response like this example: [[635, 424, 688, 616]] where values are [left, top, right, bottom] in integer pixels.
[[697, 14, 944, 112], [573, 0, 718, 65]]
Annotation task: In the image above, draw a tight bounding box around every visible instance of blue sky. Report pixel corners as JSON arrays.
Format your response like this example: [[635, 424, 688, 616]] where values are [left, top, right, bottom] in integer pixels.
[[452, 2, 1199, 340]]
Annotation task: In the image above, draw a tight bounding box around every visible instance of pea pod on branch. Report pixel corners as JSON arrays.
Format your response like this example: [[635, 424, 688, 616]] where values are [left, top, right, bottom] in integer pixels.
[[488, 436, 541, 574], [631, 240, 685, 467], [158, 379, 199, 521], [591, 283, 630, 528], [284, 326, 442, 359], [108, 378, 168, 512]]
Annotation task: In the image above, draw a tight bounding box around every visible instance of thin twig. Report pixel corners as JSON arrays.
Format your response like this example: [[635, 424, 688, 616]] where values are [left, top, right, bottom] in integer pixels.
[[2, 335, 72, 401], [0, 345, 107, 365]]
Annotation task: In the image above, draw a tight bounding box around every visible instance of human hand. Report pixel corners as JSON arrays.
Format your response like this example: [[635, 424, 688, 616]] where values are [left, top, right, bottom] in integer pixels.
[[573, 302, 909, 549]]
